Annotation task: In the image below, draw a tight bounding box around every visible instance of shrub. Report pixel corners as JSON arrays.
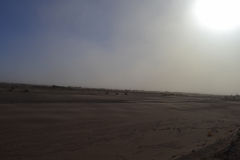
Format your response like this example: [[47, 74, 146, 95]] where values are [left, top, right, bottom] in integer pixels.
[[23, 89, 29, 93]]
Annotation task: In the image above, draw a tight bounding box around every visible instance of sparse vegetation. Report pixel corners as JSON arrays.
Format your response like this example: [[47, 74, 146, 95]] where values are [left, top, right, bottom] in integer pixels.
[[51, 85, 58, 89], [8, 86, 15, 92], [223, 95, 240, 101], [23, 89, 29, 93]]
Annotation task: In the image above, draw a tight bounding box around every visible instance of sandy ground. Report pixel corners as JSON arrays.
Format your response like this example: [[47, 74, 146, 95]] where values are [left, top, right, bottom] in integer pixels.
[[0, 85, 240, 160]]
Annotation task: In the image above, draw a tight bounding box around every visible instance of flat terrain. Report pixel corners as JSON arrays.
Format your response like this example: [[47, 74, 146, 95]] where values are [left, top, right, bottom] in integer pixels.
[[0, 84, 240, 160]]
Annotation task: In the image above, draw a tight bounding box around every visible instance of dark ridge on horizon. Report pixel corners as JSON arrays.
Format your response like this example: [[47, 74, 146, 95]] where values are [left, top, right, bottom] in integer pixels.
[[0, 82, 224, 97]]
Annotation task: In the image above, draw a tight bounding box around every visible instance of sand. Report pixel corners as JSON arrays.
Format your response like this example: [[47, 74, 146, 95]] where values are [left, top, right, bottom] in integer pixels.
[[0, 83, 240, 160]]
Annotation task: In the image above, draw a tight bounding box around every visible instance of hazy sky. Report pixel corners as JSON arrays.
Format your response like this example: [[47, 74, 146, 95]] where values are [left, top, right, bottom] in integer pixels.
[[1, 0, 240, 94]]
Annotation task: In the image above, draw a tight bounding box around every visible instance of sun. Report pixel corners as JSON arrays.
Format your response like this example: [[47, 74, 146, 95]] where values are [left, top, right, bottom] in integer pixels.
[[192, 0, 240, 32]]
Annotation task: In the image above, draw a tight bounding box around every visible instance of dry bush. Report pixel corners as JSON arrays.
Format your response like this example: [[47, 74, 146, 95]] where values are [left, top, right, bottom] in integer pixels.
[[208, 131, 213, 137], [23, 89, 29, 93]]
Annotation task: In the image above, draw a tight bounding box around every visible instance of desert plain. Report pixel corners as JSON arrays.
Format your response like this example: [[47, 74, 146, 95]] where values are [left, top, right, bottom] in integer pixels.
[[0, 83, 240, 160]]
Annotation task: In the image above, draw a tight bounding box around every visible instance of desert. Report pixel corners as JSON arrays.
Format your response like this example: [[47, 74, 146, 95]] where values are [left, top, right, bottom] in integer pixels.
[[1, 83, 240, 160]]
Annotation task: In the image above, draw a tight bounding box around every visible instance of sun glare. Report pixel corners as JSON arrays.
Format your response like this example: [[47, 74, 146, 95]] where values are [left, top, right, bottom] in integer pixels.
[[193, 0, 240, 32]]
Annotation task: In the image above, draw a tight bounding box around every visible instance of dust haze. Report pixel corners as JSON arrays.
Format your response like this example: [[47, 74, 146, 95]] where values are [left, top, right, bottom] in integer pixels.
[[1, 0, 240, 94]]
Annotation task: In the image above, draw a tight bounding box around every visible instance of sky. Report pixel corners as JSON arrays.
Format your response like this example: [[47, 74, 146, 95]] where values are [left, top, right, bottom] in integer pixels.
[[1, 0, 240, 95]]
